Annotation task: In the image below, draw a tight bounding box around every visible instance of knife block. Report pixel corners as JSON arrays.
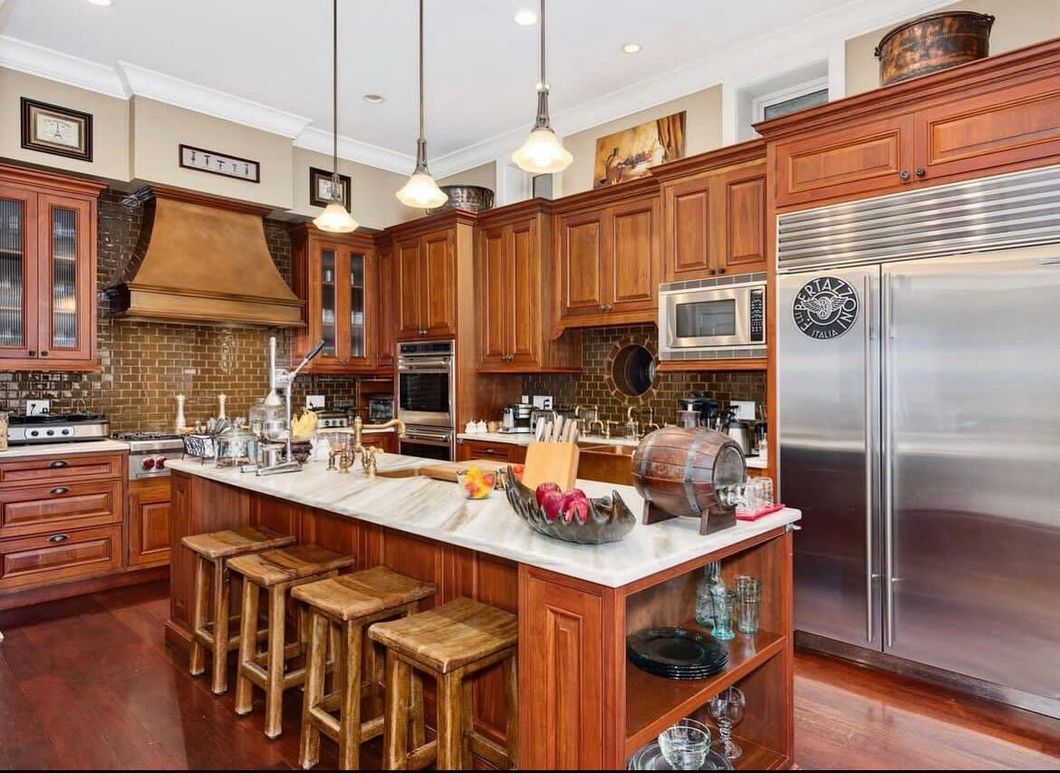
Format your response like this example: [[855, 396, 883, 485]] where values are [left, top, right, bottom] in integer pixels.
[[522, 441, 580, 491]]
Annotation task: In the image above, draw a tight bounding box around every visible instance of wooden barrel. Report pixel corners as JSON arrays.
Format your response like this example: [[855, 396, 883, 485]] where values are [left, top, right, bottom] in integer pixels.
[[875, 12, 994, 87], [632, 428, 745, 522]]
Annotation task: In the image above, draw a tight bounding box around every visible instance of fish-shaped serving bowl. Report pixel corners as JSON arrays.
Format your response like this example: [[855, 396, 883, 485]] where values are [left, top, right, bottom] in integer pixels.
[[503, 467, 637, 545]]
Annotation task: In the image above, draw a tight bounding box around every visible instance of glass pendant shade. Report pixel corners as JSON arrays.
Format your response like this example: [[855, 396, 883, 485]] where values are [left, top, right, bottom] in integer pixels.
[[396, 169, 448, 209], [313, 201, 358, 233], [512, 124, 572, 174]]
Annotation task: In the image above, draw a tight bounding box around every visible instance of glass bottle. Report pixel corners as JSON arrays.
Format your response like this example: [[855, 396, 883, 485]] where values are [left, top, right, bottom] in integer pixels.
[[695, 561, 725, 627]]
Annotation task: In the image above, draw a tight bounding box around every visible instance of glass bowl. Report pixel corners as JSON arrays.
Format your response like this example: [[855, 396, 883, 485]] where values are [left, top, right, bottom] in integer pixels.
[[658, 718, 711, 769], [457, 468, 496, 500]]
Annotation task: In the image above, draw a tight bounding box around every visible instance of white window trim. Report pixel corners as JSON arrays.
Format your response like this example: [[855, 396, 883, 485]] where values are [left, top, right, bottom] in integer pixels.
[[752, 75, 830, 123]]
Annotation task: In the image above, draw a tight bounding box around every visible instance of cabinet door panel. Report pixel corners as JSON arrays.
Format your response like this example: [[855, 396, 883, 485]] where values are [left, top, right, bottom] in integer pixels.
[[775, 114, 915, 207], [422, 229, 455, 336], [610, 198, 658, 311], [559, 211, 606, 317], [0, 185, 38, 360], [477, 225, 509, 366], [127, 478, 171, 568], [718, 164, 767, 274], [346, 249, 370, 366], [37, 195, 93, 362], [663, 176, 712, 281], [0, 525, 122, 592], [509, 219, 539, 364], [396, 238, 423, 336], [376, 246, 395, 368], [309, 242, 344, 366]]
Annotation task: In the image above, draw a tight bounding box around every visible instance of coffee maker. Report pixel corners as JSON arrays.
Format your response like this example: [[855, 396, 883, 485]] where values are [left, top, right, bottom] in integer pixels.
[[677, 396, 720, 430], [500, 403, 533, 433]]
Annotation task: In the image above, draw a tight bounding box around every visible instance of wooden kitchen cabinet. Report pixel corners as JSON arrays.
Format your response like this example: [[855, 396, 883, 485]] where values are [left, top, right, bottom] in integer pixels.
[[456, 438, 527, 464], [290, 224, 377, 372], [764, 41, 1060, 209], [393, 223, 459, 340], [609, 197, 659, 312], [376, 242, 396, 369], [127, 477, 171, 568], [0, 164, 104, 370], [476, 201, 579, 372], [557, 208, 608, 319]]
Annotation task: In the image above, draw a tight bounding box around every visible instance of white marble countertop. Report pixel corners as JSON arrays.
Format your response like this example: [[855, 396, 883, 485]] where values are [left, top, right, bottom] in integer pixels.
[[168, 454, 798, 588], [457, 432, 769, 469], [0, 438, 130, 459]]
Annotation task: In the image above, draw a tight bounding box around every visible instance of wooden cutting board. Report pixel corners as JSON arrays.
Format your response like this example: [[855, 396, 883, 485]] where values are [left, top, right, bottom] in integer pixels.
[[522, 442, 579, 491], [417, 459, 508, 483]]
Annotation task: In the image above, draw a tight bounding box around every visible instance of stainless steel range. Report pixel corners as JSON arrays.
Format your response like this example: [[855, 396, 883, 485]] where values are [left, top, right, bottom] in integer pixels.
[[113, 432, 185, 480], [7, 413, 109, 444]]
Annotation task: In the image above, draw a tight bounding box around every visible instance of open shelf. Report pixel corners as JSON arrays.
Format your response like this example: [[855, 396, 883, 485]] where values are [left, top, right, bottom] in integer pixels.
[[733, 735, 791, 770], [624, 626, 785, 755]]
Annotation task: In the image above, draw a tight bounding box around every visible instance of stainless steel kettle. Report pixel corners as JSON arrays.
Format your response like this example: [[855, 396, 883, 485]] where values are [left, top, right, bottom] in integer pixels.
[[724, 411, 754, 456]]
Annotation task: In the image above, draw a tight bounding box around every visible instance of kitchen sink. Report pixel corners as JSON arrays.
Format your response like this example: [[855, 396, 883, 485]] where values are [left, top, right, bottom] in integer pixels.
[[372, 468, 423, 479], [578, 443, 636, 457]]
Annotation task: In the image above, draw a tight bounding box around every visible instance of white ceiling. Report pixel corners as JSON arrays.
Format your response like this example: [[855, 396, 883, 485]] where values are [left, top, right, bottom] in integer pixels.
[[0, 0, 949, 176]]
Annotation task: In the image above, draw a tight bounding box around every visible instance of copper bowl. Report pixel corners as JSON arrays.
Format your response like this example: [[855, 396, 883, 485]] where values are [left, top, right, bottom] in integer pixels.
[[427, 185, 495, 215]]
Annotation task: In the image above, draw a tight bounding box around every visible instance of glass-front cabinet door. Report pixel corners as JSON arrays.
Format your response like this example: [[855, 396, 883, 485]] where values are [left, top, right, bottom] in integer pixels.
[[347, 251, 368, 365], [0, 185, 37, 361], [310, 243, 343, 369], [38, 195, 93, 362]]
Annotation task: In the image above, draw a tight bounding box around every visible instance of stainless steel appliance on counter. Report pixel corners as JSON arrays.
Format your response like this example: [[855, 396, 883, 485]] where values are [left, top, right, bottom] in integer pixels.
[[113, 432, 185, 479], [368, 397, 394, 423], [7, 413, 109, 444], [397, 340, 455, 460], [500, 403, 533, 434], [316, 411, 350, 429], [658, 274, 766, 361], [777, 164, 1060, 718]]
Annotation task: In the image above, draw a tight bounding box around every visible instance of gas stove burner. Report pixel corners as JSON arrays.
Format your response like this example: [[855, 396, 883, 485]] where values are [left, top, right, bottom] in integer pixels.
[[114, 431, 182, 442]]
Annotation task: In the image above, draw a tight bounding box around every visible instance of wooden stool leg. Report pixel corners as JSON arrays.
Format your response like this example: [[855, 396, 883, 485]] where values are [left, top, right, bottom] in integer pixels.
[[189, 555, 208, 676], [504, 654, 519, 769], [383, 650, 410, 770], [338, 622, 363, 771], [461, 679, 474, 769], [409, 670, 425, 750], [234, 579, 259, 716], [299, 610, 329, 770], [264, 585, 288, 739], [210, 559, 230, 694], [436, 671, 465, 770]]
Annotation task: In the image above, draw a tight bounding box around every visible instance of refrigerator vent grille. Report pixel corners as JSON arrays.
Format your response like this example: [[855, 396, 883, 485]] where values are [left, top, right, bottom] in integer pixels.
[[777, 164, 1060, 271]]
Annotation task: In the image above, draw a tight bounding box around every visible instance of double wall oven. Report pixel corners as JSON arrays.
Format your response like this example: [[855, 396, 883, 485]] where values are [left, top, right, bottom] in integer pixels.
[[396, 340, 455, 460]]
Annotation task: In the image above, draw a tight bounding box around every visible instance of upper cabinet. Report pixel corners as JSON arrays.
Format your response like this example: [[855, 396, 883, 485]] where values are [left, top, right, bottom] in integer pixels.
[[376, 242, 395, 369], [290, 225, 377, 372], [763, 41, 1060, 210], [475, 202, 579, 372], [0, 165, 103, 370], [555, 181, 660, 329], [658, 145, 767, 282], [393, 225, 457, 340]]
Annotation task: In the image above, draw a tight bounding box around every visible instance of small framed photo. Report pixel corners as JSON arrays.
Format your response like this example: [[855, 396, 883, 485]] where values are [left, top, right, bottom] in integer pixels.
[[21, 98, 93, 162], [310, 167, 351, 209]]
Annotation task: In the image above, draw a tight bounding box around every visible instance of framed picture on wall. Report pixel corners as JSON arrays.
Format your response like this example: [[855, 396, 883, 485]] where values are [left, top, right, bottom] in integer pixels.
[[310, 167, 351, 209], [20, 98, 93, 162], [592, 110, 685, 188], [179, 144, 260, 182]]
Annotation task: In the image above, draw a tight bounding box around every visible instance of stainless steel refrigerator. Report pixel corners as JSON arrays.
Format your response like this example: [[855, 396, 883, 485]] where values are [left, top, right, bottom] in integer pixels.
[[776, 165, 1060, 717]]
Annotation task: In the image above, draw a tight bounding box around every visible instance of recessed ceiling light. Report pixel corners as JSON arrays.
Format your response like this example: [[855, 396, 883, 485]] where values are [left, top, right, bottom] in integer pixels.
[[362, 94, 385, 104], [513, 9, 538, 26], [623, 42, 642, 54], [86, 0, 113, 5]]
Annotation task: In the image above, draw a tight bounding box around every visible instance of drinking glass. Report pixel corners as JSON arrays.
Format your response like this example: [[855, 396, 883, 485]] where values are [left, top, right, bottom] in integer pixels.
[[694, 561, 721, 627], [708, 686, 746, 760], [658, 718, 711, 769], [710, 587, 737, 640], [736, 577, 762, 635]]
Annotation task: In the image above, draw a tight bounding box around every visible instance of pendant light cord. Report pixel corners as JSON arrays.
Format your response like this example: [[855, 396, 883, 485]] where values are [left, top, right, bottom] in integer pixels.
[[331, 0, 340, 199], [414, 0, 430, 171], [534, 0, 551, 129], [540, 0, 546, 88]]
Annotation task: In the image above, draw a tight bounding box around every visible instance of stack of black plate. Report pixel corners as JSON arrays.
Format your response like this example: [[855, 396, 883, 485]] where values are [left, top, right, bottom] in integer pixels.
[[627, 627, 728, 680]]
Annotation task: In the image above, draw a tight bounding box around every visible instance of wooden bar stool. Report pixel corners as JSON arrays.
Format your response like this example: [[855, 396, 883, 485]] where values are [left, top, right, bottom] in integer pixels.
[[292, 566, 437, 770], [228, 544, 356, 739], [182, 526, 297, 694], [369, 597, 518, 770]]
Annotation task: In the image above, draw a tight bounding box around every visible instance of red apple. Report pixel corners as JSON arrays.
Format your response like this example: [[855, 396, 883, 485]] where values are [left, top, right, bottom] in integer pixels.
[[566, 496, 591, 525], [535, 482, 562, 507], [540, 490, 565, 522]]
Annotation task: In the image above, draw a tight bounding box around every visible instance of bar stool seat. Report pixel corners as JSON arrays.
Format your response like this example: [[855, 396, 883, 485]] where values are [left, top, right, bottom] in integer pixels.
[[369, 597, 518, 770], [181, 526, 296, 694], [292, 567, 437, 770], [229, 544, 356, 739]]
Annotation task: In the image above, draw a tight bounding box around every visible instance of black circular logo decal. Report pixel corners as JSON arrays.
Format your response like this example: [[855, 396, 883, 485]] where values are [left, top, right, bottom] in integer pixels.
[[793, 276, 859, 340]]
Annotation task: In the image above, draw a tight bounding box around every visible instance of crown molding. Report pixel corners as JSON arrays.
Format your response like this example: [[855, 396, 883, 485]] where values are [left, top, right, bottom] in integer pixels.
[[117, 61, 312, 138], [292, 126, 414, 176], [0, 34, 127, 98]]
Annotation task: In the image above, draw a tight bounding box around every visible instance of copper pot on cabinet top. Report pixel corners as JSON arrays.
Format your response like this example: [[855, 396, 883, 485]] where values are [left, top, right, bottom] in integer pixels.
[[875, 11, 995, 87]]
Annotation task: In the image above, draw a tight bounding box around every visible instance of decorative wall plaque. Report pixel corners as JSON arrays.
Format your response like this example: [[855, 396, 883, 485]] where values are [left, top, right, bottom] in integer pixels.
[[179, 144, 260, 183], [793, 276, 859, 339]]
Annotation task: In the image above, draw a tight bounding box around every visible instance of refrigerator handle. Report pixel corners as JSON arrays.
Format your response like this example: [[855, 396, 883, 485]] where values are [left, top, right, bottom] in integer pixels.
[[863, 273, 875, 645], [882, 272, 896, 648]]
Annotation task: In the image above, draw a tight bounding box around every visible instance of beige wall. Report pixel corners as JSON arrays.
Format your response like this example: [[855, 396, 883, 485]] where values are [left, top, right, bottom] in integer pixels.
[[0, 68, 129, 180], [559, 85, 723, 195], [291, 147, 417, 230], [438, 161, 497, 191], [130, 97, 294, 209], [846, 0, 1060, 96]]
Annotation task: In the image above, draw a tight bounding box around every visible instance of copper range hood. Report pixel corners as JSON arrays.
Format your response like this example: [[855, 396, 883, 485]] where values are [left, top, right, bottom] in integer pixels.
[[106, 186, 303, 327]]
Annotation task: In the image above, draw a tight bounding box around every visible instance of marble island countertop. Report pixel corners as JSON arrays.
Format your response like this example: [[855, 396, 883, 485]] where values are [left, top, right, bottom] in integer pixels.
[[0, 438, 130, 459], [167, 454, 798, 588], [457, 432, 769, 469]]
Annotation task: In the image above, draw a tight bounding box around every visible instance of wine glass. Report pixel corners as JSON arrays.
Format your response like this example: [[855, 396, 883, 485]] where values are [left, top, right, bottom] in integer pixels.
[[658, 718, 711, 769], [708, 686, 746, 760]]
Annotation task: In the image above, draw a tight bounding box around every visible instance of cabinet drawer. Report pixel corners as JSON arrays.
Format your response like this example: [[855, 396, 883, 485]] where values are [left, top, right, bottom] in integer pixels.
[[0, 479, 123, 538], [0, 524, 122, 592], [0, 453, 124, 488], [457, 441, 525, 464]]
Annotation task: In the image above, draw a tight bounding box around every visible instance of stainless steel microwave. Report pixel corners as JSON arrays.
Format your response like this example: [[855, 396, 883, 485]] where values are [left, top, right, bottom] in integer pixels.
[[658, 275, 766, 360]]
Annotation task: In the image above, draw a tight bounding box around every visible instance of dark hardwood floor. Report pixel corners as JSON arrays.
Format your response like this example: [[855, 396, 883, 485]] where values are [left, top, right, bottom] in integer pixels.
[[1, 581, 1058, 770]]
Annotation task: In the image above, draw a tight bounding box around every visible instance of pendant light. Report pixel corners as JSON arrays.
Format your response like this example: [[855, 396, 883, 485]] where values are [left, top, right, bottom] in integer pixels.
[[396, 0, 448, 209], [511, 0, 572, 174], [314, 0, 358, 233]]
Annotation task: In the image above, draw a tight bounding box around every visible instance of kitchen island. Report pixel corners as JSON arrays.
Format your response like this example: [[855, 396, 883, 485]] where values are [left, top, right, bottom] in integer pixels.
[[167, 454, 798, 769]]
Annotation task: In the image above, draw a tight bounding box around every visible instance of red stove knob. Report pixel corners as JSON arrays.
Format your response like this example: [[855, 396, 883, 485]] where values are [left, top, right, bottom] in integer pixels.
[[156, 457, 167, 469], [141, 458, 156, 470]]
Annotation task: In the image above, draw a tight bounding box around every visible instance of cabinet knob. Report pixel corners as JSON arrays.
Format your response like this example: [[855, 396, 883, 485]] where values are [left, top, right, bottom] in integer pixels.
[[915, 167, 926, 178], [48, 533, 69, 544], [708, 269, 717, 275], [899, 170, 911, 181], [50, 486, 69, 496], [28, 351, 36, 357], [48, 460, 69, 468], [605, 304, 613, 311], [40, 351, 48, 357], [718, 268, 726, 275]]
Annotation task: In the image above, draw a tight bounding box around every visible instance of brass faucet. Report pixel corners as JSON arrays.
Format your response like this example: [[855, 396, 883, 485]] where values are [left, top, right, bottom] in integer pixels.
[[643, 405, 661, 434], [603, 420, 621, 439], [328, 416, 406, 477], [625, 406, 640, 439]]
